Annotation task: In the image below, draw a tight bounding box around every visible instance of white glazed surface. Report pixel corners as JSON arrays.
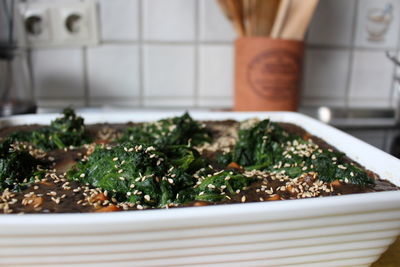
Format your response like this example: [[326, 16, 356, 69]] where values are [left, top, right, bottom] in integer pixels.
[[0, 111, 399, 267]]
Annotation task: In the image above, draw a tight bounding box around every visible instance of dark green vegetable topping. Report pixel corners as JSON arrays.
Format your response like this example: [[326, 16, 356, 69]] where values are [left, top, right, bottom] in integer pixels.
[[1, 109, 376, 211], [119, 112, 211, 148], [226, 119, 374, 186], [194, 170, 255, 202], [7, 108, 91, 151], [68, 143, 197, 206], [67, 142, 255, 206], [0, 140, 43, 191]]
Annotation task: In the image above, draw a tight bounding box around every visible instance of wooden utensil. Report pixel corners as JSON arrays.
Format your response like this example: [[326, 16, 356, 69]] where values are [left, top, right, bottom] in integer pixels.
[[270, 0, 291, 38], [218, 0, 246, 36], [279, 0, 319, 40], [253, 0, 280, 36]]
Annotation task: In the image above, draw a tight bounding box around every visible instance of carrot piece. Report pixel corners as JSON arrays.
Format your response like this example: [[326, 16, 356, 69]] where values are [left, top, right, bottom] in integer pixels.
[[267, 194, 281, 201], [95, 205, 120, 212], [330, 180, 341, 187], [91, 193, 107, 202], [192, 201, 210, 207], [227, 162, 241, 170], [27, 196, 44, 207], [39, 181, 52, 186]]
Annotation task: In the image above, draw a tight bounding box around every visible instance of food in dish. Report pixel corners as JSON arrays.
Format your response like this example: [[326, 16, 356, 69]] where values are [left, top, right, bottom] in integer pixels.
[[0, 109, 397, 214]]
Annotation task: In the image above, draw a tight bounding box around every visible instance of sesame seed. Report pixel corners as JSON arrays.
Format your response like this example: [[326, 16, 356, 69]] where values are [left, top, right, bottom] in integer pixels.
[[51, 197, 60, 204], [241, 195, 246, 203], [144, 195, 151, 201]]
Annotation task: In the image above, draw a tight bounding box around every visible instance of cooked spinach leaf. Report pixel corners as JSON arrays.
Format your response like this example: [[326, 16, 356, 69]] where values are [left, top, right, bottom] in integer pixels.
[[67, 143, 208, 206], [0, 140, 43, 191], [119, 112, 211, 148], [228, 119, 373, 186], [7, 108, 91, 151], [194, 171, 255, 202], [67, 138, 255, 205]]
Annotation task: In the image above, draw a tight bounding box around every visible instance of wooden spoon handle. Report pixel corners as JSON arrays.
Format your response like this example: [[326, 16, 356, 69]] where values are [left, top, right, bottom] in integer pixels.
[[270, 0, 291, 38], [280, 0, 319, 40]]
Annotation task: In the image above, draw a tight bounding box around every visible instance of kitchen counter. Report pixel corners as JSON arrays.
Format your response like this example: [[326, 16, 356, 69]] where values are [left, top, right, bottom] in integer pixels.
[[373, 236, 400, 267]]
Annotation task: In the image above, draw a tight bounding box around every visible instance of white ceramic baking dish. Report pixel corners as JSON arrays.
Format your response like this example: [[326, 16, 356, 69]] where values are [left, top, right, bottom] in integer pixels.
[[0, 111, 399, 267]]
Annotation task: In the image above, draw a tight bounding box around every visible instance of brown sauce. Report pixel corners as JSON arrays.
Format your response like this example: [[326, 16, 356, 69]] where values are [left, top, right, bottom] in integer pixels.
[[0, 120, 398, 214]]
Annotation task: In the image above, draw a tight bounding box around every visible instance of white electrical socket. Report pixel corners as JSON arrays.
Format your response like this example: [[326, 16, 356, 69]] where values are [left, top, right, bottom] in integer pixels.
[[18, 0, 99, 47], [19, 4, 52, 45], [53, 0, 99, 46]]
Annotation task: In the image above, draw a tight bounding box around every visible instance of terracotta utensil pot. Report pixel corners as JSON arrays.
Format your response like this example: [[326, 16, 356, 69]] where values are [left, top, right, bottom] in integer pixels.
[[234, 37, 304, 111]]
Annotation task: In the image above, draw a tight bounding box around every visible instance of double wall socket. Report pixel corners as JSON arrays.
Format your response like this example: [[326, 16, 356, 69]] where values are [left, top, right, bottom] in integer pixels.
[[19, 0, 99, 47]]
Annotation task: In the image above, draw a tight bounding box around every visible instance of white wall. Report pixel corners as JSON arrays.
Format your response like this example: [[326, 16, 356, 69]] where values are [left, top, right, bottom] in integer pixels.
[[9, 0, 400, 109]]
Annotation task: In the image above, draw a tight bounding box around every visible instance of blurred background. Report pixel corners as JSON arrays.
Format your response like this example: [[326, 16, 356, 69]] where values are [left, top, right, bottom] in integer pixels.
[[1, 0, 400, 157]]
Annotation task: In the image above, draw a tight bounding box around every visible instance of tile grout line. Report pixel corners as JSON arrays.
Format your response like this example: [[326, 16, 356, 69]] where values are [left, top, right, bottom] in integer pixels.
[[388, 8, 400, 110], [344, 0, 359, 111], [101, 40, 235, 46], [193, 0, 200, 107], [137, 0, 144, 107], [82, 47, 90, 107], [305, 44, 398, 51]]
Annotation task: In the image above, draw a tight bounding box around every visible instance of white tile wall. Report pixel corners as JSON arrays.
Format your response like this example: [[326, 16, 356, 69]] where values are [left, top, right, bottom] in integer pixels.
[[98, 0, 139, 41], [24, 0, 400, 110], [31, 48, 85, 106], [143, 0, 196, 41], [143, 44, 194, 100], [87, 44, 140, 106], [307, 0, 356, 47], [302, 48, 350, 107], [349, 50, 395, 108], [143, 98, 195, 108], [199, 0, 235, 42], [354, 0, 400, 49], [198, 45, 233, 98]]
